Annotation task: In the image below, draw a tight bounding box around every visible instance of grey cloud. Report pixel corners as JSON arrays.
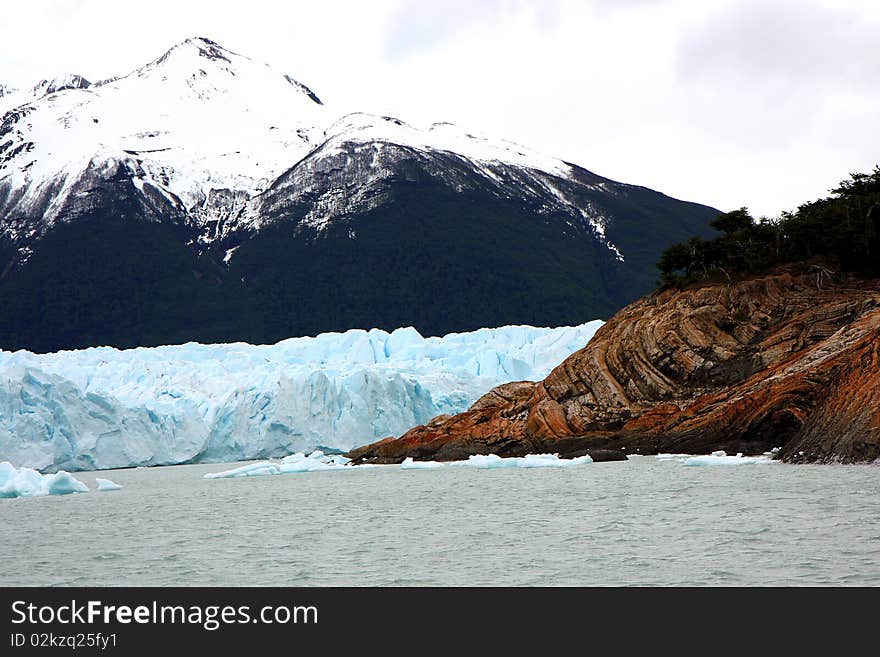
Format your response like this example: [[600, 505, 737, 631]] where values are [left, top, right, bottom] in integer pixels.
[[383, 0, 562, 58], [677, 0, 880, 89]]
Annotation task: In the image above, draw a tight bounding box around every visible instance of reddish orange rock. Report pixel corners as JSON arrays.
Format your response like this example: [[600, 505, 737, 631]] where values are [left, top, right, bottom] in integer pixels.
[[348, 269, 880, 464]]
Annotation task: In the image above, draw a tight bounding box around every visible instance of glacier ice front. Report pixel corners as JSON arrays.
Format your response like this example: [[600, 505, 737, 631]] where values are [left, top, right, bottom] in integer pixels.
[[0, 322, 602, 472]]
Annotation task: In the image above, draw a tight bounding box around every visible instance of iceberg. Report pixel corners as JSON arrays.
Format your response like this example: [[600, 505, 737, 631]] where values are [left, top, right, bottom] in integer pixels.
[[400, 457, 446, 470], [95, 478, 123, 491], [401, 453, 593, 470], [0, 461, 89, 498], [204, 450, 353, 479], [203, 462, 283, 479], [204, 451, 594, 480], [0, 322, 602, 472], [682, 451, 778, 466]]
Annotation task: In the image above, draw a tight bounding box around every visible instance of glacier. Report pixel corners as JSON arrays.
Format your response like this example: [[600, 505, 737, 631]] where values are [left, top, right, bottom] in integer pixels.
[[0, 321, 602, 472]]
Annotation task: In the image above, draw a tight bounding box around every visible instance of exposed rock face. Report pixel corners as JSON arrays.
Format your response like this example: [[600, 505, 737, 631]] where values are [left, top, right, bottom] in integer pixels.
[[349, 270, 880, 464]]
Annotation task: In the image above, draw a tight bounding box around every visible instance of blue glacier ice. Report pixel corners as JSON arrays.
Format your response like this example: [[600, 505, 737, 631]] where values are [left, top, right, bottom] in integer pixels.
[[0, 461, 89, 497], [0, 322, 603, 472], [95, 478, 123, 491], [203, 450, 357, 479]]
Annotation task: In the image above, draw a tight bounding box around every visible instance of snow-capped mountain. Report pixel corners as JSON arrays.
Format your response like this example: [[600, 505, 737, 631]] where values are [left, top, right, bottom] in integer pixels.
[[0, 38, 324, 235], [0, 37, 719, 352], [254, 111, 623, 258], [0, 37, 620, 251]]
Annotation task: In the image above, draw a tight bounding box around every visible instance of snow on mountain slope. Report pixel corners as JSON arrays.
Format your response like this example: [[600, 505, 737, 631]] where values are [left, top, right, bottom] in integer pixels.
[[321, 112, 572, 179], [0, 84, 19, 114], [0, 38, 325, 236], [31, 74, 92, 98], [0, 75, 92, 114], [0, 321, 603, 472], [0, 36, 625, 259], [252, 111, 624, 256]]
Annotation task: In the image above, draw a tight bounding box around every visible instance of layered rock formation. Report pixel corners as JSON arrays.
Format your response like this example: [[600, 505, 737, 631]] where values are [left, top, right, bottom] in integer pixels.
[[349, 269, 880, 464]]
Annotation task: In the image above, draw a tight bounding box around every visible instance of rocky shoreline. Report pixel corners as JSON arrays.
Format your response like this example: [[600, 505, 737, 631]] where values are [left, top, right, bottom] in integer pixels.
[[349, 269, 880, 465]]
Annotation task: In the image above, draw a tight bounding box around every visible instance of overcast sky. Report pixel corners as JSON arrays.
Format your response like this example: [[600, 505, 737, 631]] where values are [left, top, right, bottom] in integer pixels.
[[1, 0, 878, 217]]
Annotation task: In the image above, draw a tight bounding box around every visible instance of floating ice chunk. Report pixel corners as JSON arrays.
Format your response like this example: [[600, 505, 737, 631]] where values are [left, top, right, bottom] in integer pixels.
[[95, 478, 123, 491], [682, 452, 777, 466], [0, 462, 89, 498], [454, 454, 513, 469], [519, 453, 592, 467], [457, 453, 593, 468], [0, 461, 16, 487], [203, 461, 281, 479], [401, 457, 445, 470], [278, 458, 339, 473], [45, 471, 90, 495], [204, 450, 352, 479], [655, 453, 691, 460], [402, 452, 593, 470], [0, 465, 46, 498]]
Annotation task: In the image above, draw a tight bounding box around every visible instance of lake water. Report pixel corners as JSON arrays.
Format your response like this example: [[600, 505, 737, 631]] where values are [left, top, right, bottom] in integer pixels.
[[2, 456, 878, 586]]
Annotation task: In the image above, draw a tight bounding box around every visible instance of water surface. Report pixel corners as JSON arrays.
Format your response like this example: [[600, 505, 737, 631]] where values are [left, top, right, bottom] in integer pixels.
[[2, 457, 878, 586]]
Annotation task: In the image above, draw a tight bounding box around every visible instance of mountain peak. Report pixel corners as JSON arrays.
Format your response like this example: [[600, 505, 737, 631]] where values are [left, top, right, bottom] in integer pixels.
[[179, 36, 233, 62], [31, 74, 91, 96], [140, 37, 321, 104], [151, 36, 238, 68]]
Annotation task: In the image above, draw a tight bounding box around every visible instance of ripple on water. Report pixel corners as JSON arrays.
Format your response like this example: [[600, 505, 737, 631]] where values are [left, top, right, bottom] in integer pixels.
[[1, 458, 879, 586]]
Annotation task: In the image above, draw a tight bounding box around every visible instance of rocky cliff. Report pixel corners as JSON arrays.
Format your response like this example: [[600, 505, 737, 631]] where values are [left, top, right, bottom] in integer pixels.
[[349, 269, 880, 464]]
